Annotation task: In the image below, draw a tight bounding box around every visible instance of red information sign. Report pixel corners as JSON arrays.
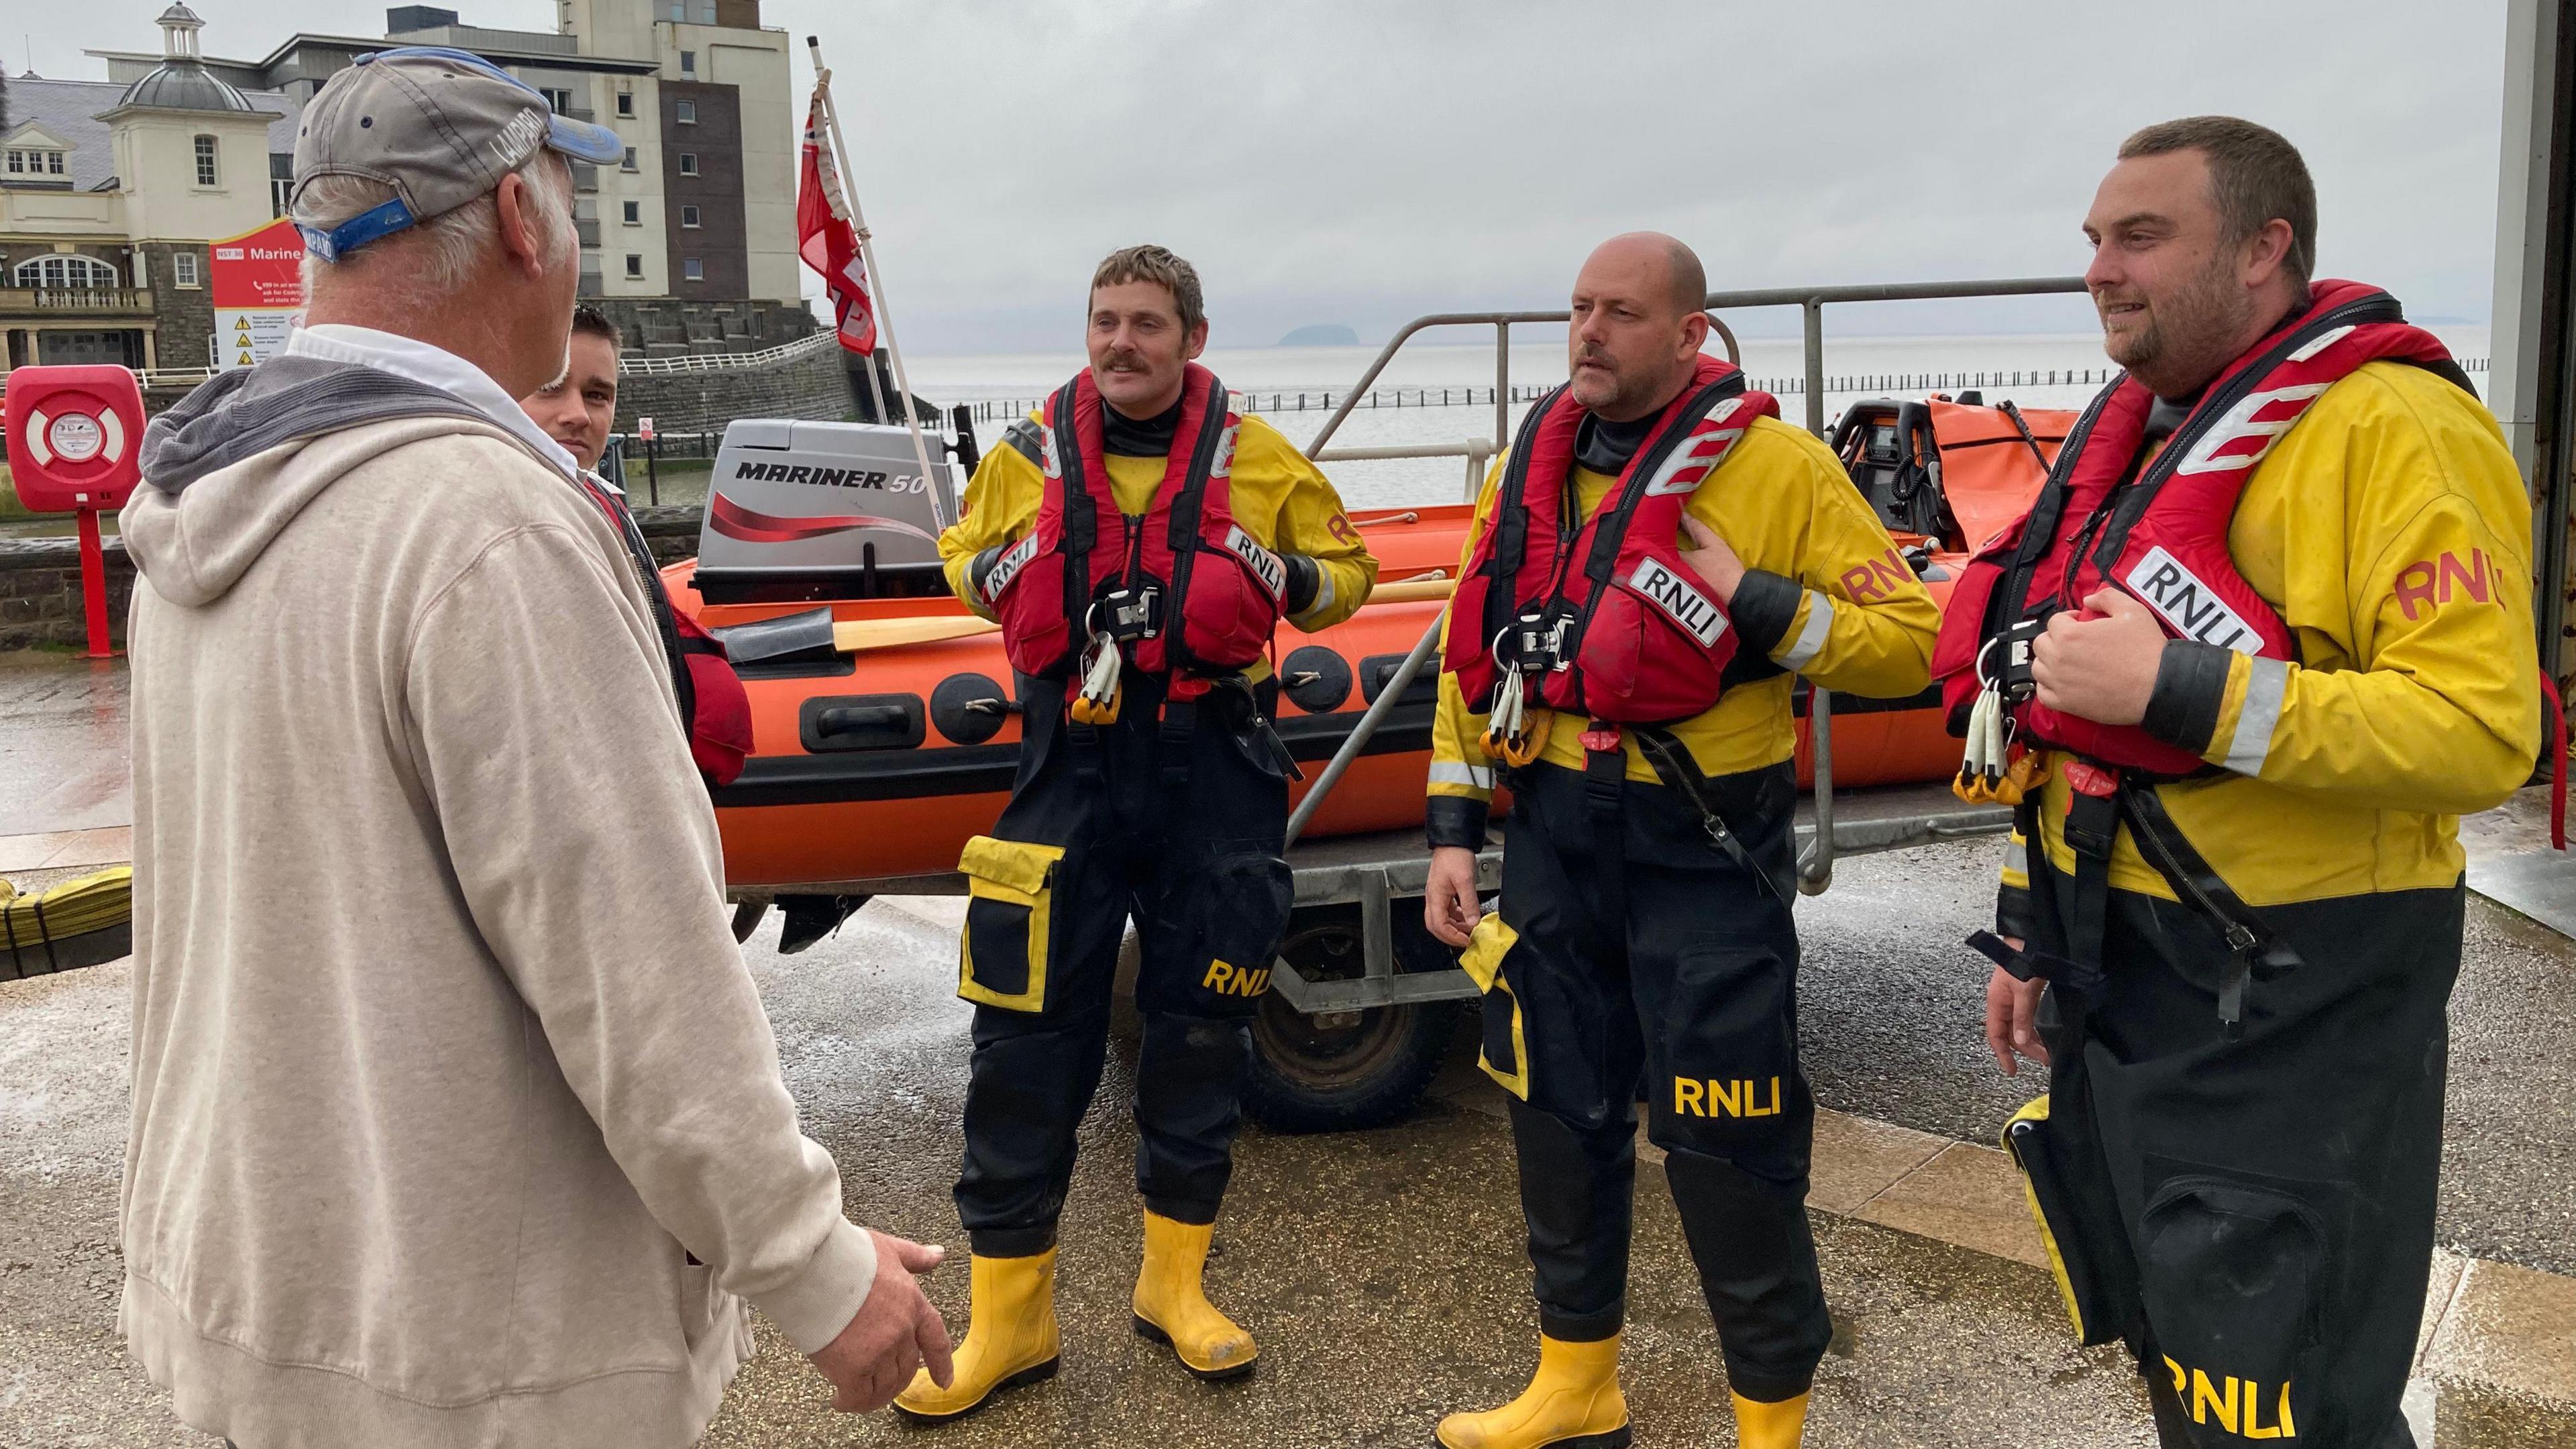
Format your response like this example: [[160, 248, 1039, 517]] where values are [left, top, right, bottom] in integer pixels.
[[209, 217, 307, 370]]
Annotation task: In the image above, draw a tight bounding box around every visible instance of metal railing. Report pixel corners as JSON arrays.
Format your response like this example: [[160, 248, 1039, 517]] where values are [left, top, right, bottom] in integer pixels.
[[615, 329, 839, 376], [1281, 276, 2091, 893]]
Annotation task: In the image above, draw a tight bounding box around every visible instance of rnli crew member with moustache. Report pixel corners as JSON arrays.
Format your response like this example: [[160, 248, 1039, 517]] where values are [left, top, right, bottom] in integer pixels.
[[1421, 233, 1939, 1449], [521, 305, 753, 788], [1951, 119, 2536, 1448], [898, 244, 1377, 1421]]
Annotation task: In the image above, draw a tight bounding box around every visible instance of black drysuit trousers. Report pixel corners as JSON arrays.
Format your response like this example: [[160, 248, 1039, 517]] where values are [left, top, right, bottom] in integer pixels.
[[1465, 757, 1831, 1404], [952, 672, 1294, 1256], [2025, 857, 2457, 1449]]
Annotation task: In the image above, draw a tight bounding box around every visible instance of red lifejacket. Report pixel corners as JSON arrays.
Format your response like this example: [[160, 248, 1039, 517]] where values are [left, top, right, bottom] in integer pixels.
[[572, 472, 753, 787], [1445, 354, 1781, 724], [1932, 280, 2468, 775], [989, 363, 1285, 692]]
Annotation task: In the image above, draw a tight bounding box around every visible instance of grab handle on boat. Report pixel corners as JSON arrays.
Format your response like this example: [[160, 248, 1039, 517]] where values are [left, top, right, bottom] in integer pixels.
[[818, 704, 910, 737], [1797, 687, 1836, 896]]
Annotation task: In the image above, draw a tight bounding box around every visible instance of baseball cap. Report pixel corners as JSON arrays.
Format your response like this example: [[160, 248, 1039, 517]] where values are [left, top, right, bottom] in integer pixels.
[[292, 46, 627, 262]]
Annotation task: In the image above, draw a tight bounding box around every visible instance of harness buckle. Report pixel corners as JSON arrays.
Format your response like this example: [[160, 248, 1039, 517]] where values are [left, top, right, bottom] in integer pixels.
[[1578, 723, 1623, 755], [1511, 606, 1575, 674], [1998, 614, 2047, 703], [1099, 586, 1162, 642]]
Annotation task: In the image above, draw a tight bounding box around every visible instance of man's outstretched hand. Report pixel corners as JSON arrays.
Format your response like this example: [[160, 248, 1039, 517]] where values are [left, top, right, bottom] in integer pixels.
[[809, 1230, 954, 1412]]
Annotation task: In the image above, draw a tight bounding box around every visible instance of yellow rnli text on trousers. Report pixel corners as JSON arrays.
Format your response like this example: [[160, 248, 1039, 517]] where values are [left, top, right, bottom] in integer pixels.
[[1201, 960, 1273, 998], [1672, 1076, 1785, 1118], [2165, 1356, 2297, 1439]]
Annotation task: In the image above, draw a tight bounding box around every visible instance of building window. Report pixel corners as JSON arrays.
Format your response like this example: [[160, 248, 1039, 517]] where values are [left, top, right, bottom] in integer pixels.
[[622, 199, 641, 224], [666, 1, 684, 17], [625, 253, 644, 278], [679, 50, 696, 74], [692, 0, 714, 20], [540, 86, 573, 113], [678, 152, 698, 176], [193, 134, 218, 186], [3, 148, 66, 176], [616, 91, 635, 117], [12, 254, 119, 289], [272, 175, 292, 216], [173, 252, 201, 287], [680, 203, 700, 227], [676, 99, 696, 125], [682, 257, 703, 282], [621, 146, 639, 172]]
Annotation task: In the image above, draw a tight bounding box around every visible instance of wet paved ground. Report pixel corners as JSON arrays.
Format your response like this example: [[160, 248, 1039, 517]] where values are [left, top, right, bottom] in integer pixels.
[[9, 880, 2575, 1446], [0, 655, 130, 837]]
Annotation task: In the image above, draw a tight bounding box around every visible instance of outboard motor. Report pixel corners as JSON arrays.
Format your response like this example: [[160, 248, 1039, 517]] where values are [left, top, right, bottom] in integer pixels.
[[691, 419, 963, 603]]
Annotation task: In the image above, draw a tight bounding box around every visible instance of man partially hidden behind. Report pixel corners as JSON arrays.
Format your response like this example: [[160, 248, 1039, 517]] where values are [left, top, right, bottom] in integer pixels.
[[118, 49, 946, 1447], [523, 304, 753, 788], [903, 244, 1377, 1421], [1422, 233, 1939, 1449], [1952, 117, 2536, 1447]]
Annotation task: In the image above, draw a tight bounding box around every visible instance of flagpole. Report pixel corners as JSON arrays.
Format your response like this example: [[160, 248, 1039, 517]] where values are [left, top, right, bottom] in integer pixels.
[[808, 36, 949, 531]]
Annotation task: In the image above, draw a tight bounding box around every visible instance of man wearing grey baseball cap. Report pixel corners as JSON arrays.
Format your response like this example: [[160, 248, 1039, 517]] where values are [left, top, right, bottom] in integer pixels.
[[117, 48, 950, 1448]]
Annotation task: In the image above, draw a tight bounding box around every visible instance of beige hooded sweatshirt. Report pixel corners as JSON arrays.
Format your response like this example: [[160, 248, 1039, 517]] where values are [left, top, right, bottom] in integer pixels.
[[116, 352, 877, 1448]]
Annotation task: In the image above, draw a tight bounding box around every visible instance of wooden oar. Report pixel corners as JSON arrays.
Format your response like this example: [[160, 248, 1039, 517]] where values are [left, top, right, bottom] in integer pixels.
[[828, 574, 1456, 653]]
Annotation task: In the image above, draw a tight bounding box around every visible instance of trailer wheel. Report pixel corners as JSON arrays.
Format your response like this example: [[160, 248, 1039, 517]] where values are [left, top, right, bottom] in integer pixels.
[[1244, 906, 1458, 1134]]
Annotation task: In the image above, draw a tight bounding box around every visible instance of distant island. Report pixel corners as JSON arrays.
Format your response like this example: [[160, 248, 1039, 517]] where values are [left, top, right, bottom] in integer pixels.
[[1277, 324, 1361, 347]]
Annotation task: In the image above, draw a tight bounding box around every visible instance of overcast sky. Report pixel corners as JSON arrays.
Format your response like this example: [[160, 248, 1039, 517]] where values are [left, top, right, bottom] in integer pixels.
[[12, 1, 2512, 350]]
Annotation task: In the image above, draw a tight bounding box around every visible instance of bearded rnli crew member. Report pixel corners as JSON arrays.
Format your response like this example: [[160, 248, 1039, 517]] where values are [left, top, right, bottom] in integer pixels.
[[894, 244, 1375, 1421], [1421, 233, 1938, 1449], [1951, 119, 2536, 1448]]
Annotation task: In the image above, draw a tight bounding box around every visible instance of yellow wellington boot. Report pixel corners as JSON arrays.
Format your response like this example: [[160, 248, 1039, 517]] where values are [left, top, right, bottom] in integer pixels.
[[891, 1250, 1061, 1424], [1434, 1334, 1629, 1449], [1731, 1390, 1811, 1448], [1130, 1212, 1258, 1381]]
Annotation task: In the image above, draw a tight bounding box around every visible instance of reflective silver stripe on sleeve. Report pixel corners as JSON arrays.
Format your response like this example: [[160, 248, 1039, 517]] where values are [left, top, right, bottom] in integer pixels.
[[1777, 590, 1836, 670], [2003, 835, 2029, 877], [1428, 761, 1495, 790], [2219, 656, 2291, 776], [1291, 564, 1336, 626]]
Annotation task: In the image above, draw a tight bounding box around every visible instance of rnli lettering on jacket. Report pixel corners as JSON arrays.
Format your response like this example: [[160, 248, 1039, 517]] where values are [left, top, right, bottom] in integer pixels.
[[989, 363, 1285, 684], [1446, 354, 1782, 724], [1933, 280, 2469, 777]]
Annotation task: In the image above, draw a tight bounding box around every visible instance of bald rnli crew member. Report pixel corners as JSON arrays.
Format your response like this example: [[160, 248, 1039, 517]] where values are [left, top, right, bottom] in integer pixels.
[[1421, 233, 1939, 1449], [1946, 117, 2538, 1448], [896, 244, 1377, 1421]]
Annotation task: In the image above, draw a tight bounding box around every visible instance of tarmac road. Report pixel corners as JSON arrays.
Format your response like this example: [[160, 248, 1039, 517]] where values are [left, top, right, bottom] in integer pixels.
[[5, 839, 2573, 1446]]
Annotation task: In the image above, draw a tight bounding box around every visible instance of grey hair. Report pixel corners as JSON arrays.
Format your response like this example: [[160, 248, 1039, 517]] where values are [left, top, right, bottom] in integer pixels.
[[295, 150, 577, 299]]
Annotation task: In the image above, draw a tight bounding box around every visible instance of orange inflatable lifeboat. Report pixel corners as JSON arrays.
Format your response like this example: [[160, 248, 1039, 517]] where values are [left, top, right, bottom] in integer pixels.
[[671, 394, 2068, 894]]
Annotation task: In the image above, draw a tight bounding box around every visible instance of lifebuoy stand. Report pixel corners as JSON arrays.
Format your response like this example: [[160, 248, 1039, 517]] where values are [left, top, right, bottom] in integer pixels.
[[5, 366, 145, 659]]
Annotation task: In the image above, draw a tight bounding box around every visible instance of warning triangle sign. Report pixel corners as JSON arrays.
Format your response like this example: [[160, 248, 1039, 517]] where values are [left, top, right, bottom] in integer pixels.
[[237, 350, 255, 364]]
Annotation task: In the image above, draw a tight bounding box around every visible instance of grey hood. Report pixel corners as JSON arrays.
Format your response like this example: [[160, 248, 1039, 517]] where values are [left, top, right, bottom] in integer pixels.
[[123, 356, 517, 608]]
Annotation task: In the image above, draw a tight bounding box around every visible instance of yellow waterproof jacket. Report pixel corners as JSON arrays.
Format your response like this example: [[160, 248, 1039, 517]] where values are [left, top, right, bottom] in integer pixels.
[[936, 410, 1377, 661], [1427, 414, 1939, 845], [1999, 360, 2539, 917]]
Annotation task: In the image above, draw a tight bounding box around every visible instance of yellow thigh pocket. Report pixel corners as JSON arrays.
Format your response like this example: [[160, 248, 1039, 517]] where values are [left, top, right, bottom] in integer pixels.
[[957, 835, 1065, 1012], [1459, 912, 1530, 1100]]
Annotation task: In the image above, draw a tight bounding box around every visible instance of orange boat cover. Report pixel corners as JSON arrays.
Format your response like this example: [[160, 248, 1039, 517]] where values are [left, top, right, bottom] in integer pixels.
[[1927, 400, 2077, 553]]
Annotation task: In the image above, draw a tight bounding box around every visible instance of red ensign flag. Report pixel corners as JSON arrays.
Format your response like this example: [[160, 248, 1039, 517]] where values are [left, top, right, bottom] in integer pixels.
[[797, 91, 875, 354]]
